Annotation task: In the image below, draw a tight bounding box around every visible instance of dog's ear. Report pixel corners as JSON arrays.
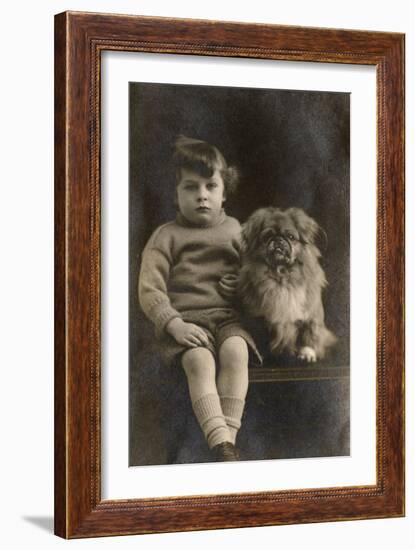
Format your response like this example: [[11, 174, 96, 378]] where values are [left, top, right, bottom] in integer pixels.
[[287, 208, 322, 246], [242, 208, 271, 255]]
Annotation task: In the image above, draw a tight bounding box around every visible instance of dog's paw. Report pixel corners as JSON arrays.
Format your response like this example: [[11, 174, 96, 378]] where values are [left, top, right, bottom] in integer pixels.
[[298, 346, 317, 363]]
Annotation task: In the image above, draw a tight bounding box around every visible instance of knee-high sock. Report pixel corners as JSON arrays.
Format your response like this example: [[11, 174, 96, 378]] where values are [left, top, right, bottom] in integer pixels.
[[192, 393, 231, 449], [220, 396, 245, 445]]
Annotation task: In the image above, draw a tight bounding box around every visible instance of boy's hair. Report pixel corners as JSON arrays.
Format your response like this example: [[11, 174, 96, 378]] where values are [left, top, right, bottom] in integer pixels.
[[172, 135, 239, 196]]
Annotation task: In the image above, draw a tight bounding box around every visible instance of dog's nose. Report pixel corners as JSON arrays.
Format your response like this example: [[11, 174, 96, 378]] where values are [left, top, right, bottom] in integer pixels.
[[277, 236, 290, 249], [268, 236, 291, 254]]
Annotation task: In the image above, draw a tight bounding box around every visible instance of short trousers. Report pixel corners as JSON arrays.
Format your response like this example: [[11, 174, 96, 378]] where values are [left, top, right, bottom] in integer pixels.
[[156, 308, 262, 368]]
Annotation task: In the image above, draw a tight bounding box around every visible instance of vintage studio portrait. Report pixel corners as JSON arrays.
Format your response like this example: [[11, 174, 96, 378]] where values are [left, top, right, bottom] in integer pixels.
[[128, 81, 350, 466]]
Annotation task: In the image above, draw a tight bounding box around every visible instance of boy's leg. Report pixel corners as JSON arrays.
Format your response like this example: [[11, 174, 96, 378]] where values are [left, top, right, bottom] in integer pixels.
[[217, 336, 249, 445], [182, 347, 232, 450]]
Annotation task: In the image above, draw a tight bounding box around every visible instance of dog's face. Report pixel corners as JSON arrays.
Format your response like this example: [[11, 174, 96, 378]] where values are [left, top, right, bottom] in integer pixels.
[[242, 207, 322, 269]]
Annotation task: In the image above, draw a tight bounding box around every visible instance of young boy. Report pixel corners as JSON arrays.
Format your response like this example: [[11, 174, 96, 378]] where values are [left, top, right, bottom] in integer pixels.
[[138, 135, 261, 461]]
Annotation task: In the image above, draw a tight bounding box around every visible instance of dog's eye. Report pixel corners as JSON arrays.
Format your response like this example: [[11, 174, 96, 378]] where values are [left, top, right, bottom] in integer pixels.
[[286, 233, 295, 241], [260, 228, 276, 243]]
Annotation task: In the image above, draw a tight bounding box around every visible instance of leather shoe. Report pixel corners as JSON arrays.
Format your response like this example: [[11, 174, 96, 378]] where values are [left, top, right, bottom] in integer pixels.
[[211, 441, 239, 462]]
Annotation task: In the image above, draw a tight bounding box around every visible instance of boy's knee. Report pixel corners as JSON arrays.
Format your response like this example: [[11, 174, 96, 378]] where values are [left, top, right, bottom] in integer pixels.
[[182, 347, 215, 377], [219, 336, 249, 366]]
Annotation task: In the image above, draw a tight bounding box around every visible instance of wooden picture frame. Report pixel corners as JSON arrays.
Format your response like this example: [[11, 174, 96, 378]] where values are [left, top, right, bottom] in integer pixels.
[[54, 11, 405, 538]]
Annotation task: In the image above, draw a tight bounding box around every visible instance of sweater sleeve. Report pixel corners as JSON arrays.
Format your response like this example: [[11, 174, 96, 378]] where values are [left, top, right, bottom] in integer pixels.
[[138, 233, 182, 333]]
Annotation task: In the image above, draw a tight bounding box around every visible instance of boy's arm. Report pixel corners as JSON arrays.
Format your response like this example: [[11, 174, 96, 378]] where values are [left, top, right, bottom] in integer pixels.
[[139, 242, 210, 348], [218, 221, 242, 299], [218, 273, 239, 298], [138, 246, 181, 333]]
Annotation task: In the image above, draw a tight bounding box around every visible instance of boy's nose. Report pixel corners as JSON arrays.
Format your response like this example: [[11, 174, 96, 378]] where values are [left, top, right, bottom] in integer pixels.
[[197, 188, 208, 201]]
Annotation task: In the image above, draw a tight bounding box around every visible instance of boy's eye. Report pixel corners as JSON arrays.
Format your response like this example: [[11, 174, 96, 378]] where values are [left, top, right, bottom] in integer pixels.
[[207, 183, 218, 190]]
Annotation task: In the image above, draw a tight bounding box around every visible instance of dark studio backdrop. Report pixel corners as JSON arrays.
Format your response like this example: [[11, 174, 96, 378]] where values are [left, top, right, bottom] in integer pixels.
[[129, 82, 350, 466]]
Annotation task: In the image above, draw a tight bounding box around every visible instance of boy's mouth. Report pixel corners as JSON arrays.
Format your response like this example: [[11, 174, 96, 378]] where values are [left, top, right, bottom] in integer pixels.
[[196, 206, 210, 212]]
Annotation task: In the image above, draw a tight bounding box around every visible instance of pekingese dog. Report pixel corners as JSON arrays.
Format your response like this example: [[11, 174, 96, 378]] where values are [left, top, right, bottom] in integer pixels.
[[238, 207, 336, 362]]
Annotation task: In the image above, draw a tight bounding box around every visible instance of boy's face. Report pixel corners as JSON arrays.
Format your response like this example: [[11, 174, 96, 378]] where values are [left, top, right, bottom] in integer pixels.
[[176, 167, 226, 226]]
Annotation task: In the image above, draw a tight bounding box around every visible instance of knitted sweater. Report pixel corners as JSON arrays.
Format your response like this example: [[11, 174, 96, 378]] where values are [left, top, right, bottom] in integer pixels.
[[138, 211, 242, 333]]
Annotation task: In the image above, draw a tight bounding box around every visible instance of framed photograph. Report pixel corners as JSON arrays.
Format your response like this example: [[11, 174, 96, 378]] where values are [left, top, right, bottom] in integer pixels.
[[54, 11, 405, 538]]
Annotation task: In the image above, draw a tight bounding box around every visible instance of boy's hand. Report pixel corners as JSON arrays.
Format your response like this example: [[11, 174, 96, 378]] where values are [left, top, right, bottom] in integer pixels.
[[218, 273, 239, 298], [166, 318, 210, 348]]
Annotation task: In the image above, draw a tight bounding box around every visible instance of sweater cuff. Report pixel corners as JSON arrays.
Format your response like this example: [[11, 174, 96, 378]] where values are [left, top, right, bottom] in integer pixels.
[[151, 304, 182, 333]]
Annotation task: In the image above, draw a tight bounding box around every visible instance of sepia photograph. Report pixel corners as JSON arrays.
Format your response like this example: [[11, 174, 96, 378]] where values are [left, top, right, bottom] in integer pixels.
[[129, 81, 350, 466]]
